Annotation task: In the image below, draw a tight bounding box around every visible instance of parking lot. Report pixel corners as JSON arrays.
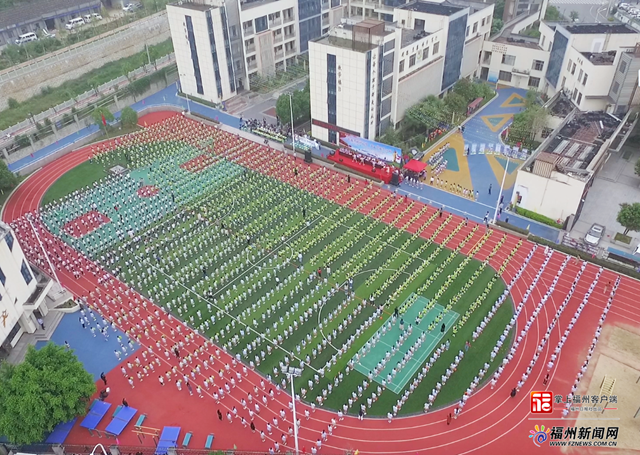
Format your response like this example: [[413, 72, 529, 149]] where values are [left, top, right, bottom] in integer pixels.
[[570, 144, 640, 255]]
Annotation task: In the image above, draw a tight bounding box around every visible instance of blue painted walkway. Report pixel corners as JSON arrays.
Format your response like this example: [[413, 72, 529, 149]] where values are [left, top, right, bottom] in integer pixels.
[[36, 312, 139, 381], [9, 83, 559, 242]]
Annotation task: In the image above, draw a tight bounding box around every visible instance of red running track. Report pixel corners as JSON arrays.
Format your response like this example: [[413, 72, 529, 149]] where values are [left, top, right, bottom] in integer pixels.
[[4, 112, 640, 455]]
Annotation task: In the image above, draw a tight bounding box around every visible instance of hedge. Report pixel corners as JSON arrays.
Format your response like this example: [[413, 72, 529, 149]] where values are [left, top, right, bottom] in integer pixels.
[[514, 206, 563, 229], [528, 235, 640, 280], [496, 220, 529, 236]]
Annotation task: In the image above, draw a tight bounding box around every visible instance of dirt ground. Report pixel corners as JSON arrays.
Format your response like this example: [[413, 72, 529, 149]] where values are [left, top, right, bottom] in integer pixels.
[[572, 323, 640, 453]]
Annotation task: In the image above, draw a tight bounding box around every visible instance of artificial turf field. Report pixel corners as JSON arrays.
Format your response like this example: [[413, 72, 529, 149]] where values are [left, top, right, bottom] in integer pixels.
[[40, 137, 516, 417]]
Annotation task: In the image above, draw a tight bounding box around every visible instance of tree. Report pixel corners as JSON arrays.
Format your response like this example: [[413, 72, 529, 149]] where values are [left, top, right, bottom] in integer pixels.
[[0, 159, 19, 192], [120, 106, 139, 127], [275, 82, 310, 126], [635, 157, 640, 177], [92, 106, 114, 130], [545, 5, 561, 20], [491, 18, 504, 35], [493, 0, 504, 20], [0, 343, 95, 444], [570, 10, 579, 21], [7, 97, 19, 109], [617, 202, 640, 235]]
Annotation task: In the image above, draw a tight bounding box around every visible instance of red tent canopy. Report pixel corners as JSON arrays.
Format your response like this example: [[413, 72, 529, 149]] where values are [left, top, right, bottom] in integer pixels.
[[404, 159, 427, 173]]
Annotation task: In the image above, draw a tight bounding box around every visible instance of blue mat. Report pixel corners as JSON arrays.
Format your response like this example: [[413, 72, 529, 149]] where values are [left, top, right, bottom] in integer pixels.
[[155, 426, 181, 455], [80, 400, 111, 430], [607, 247, 640, 263], [45, 417, 77, 444], [105, 406, 137, 436]]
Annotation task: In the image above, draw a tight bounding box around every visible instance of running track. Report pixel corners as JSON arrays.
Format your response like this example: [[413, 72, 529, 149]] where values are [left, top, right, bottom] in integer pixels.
[[3, 112, 640, 455]]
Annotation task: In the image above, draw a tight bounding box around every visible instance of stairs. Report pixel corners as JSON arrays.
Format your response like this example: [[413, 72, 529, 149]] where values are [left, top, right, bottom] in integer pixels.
[[6, 310, 65, 365]]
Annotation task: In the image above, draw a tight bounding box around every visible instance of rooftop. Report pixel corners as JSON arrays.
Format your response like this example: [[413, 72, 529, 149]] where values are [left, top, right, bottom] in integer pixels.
[[170, 1, 213, 11], [564, 23, 637, 34], [239, 0, 280, 11], [401, 28, 430, 47], [0, 0, 100, 30], [581, 50, 617, 65], [493, 36, 542, 49], [540, 111, 620, 175], [398, 1, 464, 16], [314, 34, 378, 53]]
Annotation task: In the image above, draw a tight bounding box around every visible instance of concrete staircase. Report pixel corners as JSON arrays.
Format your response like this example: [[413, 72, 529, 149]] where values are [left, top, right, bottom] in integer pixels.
[[7, 309, 65, 365]]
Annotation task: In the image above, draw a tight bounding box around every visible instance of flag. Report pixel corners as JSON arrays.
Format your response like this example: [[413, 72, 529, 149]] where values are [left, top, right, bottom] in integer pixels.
[[101, 113, 107, 127]]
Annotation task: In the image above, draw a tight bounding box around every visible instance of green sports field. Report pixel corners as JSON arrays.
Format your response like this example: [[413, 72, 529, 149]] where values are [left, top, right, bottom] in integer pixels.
[[41, 139, 516, 416]]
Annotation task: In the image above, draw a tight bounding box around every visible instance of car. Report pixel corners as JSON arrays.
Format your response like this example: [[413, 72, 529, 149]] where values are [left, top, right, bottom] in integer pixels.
[[584, 223, 605, 246], [83, 14, 92, 22], [92, 12, 103, 20], [122, 3, 135, 11], [15, 32, 38, 45], [41, 28, 56, 38], [65, 17, 86, 29]]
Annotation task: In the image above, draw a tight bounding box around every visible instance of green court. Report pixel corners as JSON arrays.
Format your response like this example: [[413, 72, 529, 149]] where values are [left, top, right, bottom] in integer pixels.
[[353, 297, 459, 394]]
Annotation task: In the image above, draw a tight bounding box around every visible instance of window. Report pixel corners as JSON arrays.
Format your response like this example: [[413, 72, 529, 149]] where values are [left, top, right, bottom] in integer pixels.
[[433, 42, 439, 54], [576, 92, 582, 105], [567, 59, 572, 71], [409, 54, 416, 67], [572, 88, 578, 100], [399, 59, 405, 72], [481, 17, 486, 26], [501, 54, 516, 65], [571, 63, 576, 75], [0, 266, 5, 286], [21, 260, 33, 285], [255, 16, 268, 33], [532, 60, 544, 71], [422, 47, 429, 60], [328, 130, 337, 143], [414, 18, 425, 30], [578, 69, 583, 80], [612, 81, 620, 94], [472, 22, 478, 33], [5, 232, 13, 251], [528, 76, 540, 88], [466, 26, 470, 37], [583, 73, 588, 85], [498, 70, 512, 82], [619, 60, 627, 73], [384, 39, 395, 53]]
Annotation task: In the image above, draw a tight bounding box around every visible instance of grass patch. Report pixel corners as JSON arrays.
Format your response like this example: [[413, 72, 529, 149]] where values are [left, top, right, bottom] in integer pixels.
[[614, 232, 632, 244], [0, 39, 173, 131], [40, 134, 517, 417]]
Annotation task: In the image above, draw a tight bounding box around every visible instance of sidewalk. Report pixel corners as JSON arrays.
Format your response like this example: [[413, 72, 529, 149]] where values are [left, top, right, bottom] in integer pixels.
[[8, 83, 561, 242]]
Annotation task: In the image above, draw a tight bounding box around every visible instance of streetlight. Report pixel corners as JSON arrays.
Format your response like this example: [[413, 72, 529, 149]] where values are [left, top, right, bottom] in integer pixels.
[[26, 215, 63, 289], [286, 91, 296, 157], [177, 78, 191, 115], [281, 366, 302, 455], [492, 154, 510, 224]]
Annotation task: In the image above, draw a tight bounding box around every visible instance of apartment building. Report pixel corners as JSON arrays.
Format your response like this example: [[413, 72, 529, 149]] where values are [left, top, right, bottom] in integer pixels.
[[0, 222, 53, 360], [481, 19, 640, 114], [309, 1, 494, 142], [168, 0, 348, 103]]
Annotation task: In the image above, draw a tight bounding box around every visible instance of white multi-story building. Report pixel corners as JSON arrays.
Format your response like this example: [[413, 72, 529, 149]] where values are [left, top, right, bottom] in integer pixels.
[[480, 19, 640, 114], [168, 0, 348, 104], [0, 222, 52, 360], [309, 0, 494, 142]]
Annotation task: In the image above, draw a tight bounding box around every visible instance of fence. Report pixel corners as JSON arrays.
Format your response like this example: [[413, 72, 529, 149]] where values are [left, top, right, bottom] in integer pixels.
[[0, 54, 176, 140], [0, 12, 168, 83]]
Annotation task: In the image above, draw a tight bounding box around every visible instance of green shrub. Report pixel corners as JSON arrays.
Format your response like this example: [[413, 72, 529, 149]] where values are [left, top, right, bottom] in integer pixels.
[[514, 206, 562, 228], [496, 220, 529, 235], [120, 106, 138, 127], [7, 98, 19, 109]]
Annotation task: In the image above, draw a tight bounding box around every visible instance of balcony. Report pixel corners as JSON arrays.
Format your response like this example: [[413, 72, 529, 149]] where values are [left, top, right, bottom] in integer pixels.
[[270, 17, 282, 27], [284, 31, 295, 41], [512, 68, 530, 76], [245, 43, 256, 54], [247, 60, 257, 71], [286, 46, 296, 56], [244, 26, 254, 36], [322, 16, 330, 27], [275, 50, 284, 60], [283, 15, 295, 24], [273, 33, 283, 43], [322, 0, 330, 8]]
